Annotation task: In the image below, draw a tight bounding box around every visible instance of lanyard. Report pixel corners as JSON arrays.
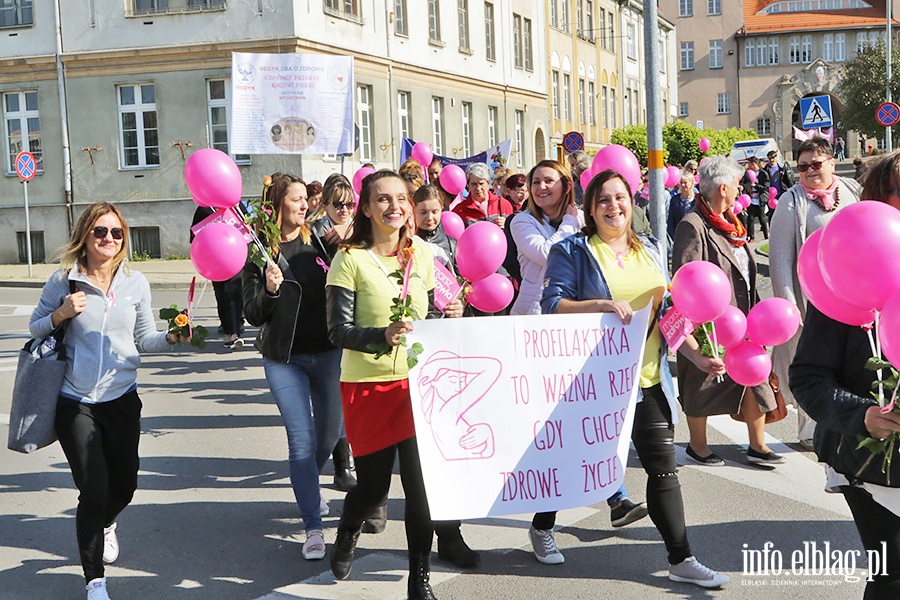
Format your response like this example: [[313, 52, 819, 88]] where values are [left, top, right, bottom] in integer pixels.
[[366, 249, 402, 295]]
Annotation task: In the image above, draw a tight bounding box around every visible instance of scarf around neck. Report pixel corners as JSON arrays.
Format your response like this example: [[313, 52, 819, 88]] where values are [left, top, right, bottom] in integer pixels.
[[802, 178, 839, 211], [698, 195, 747, 247]]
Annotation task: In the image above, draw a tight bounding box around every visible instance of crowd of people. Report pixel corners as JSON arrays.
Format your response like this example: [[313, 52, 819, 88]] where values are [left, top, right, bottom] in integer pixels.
[[31, 136, 900, 600]]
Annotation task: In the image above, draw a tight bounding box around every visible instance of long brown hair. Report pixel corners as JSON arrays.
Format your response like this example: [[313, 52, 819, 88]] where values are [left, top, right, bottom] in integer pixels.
[[263, 172, 310, 256], [582, 169, 642, 251], [860, 150, 900, 202], [59, 202, 130, 273], [526, 159, 574, 223], [343, 170, 412, 250]]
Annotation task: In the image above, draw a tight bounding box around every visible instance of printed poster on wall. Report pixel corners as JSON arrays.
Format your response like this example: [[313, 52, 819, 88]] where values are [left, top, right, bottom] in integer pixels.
[[406, 307, 650, 520], [230, 52, 354, 155]]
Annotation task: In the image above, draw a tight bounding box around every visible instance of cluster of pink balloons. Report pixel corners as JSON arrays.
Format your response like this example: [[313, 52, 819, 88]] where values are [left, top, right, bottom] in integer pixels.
[[185, 149, 248, 281], [584, 144, 641, 195], [671, 261, 800, 386], [798, 201, 900, 367], [767, 187, 779, 210], [733, 194, 751, 214], [452, 221, 513, 312]]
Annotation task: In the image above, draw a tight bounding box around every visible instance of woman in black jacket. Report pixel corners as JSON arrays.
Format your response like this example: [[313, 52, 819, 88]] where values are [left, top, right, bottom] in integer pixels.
[[242, 172, 343, 562], [790, 151, 900, 598]]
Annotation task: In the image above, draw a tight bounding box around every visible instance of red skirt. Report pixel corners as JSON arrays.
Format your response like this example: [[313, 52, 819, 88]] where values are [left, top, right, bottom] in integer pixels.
[[340, 379, 415, 457]]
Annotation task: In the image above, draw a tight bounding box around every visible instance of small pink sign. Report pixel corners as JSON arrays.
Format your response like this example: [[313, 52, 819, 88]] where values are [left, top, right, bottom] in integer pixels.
[[433, 259, 462, 313], [191, 207, 254, 243], [659, 306, 695, 352]]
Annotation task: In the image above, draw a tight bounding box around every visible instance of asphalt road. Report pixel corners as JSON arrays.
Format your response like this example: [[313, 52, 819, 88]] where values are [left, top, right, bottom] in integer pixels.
[[0, 283, 872, 600]]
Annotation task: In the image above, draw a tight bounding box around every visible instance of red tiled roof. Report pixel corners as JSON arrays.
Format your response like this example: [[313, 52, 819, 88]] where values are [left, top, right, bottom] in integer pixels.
[[742, 0, 899, 35]]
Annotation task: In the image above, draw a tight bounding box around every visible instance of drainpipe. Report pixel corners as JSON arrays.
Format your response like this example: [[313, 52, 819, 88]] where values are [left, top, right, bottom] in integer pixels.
[[54, 0, 74, 231]]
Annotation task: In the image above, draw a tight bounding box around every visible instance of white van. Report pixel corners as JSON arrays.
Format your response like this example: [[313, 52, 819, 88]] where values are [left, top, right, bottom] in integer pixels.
[[729, 138, 780, 163]]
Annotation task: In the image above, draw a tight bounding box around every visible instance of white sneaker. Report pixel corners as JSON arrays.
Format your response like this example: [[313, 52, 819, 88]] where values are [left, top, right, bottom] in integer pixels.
[[668, 556, 729, 588], [319, 494, 330, 516], [86, 577, 111, 600], [528, 526, 565, 564], [302, 529, 326, 560], [102, 523, 119, 564]]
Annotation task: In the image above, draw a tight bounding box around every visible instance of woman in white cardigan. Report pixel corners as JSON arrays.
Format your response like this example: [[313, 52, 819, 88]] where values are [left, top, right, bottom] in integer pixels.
[[510, 160, 583, 315]]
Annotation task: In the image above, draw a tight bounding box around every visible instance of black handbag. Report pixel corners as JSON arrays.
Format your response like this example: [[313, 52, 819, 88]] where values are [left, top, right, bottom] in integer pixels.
[[8, 281, 77, 453]]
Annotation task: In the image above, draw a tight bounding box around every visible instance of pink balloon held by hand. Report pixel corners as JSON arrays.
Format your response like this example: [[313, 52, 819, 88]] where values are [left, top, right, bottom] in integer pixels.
[[670, 261, 733, 323], [723, 341, 771, 387], [456, 221, 507, 282], [190, 222, 248, 281], [466, 273, 514, 313], [746, 298, 801, 347], [712, 306, 748, 349]]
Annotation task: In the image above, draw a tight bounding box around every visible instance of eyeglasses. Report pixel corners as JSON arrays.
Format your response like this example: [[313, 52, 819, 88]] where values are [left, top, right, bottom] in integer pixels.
[[797, 160, 826, 173], [91, 226, 124, 240], [332, 202, 354, 210]]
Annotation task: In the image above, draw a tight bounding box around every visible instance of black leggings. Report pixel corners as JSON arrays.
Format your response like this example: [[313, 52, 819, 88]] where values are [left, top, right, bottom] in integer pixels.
[[212, 276, 243, 335], [842, 485, 900, 599], [745, 204, 768, 239], [56, 391, 142, 583], [340, 437, 433, 558]]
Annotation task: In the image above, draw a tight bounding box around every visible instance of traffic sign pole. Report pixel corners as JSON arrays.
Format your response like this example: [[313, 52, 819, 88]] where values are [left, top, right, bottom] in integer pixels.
[[15, 151, 37, 277], [22, 180, 32, 277]]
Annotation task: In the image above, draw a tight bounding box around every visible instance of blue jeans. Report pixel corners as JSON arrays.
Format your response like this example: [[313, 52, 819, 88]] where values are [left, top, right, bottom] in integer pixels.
[[263, 349, 343, 531]]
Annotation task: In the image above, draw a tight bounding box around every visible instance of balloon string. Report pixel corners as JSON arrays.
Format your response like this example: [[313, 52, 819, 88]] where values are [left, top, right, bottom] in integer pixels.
[[709, 321, 723, 383], [867, 323, 885, 407]]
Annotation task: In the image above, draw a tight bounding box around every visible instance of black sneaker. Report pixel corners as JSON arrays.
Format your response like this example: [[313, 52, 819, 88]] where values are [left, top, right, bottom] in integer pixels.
[[747, 448, 785, 464], [685, 446, 725, 466], [610, 499, 649, 528]]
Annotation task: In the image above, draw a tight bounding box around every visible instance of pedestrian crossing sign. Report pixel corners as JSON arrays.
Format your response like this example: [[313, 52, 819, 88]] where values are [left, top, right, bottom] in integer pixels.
[[800, 95, 833, 130]]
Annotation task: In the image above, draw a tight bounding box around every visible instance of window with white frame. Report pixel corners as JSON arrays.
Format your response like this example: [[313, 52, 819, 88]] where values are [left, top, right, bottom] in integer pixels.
[[0, 0, 32, 27], [523, 17, 533, 70], [717, 93, 732, 114], [117, 84, 159, 168], [588, 81, 596, 125], [627, 22, 638, 60], [801, 35, 811, 62], [679, 101, 689, 117], [681, 41, 694, 70], [398, 91, 411, 141], [745, 40, 755, 67], [207, 79, 249, 164], [560, 0, 568, 29], [632, 87, 640, 124], [515, 109, 524, 167], [576, 0, 583, 35], [756, 117, 771, 136], [823, 34, 834, 61], [431, 97, 444, 155], [624, 91, 631, 126], [488, 105, 498, 147], [601, 85, 609, 128], [4, 91, 41, 173], [609, 88, 616, 128], [599, 8, 608, 49], [790, 36, 801, 63], [578, 79, 586, 124], [708, 0, 720, 14], [756, 38, 766, 65], [768, 37, 779, 64], [552, 70, 560, 119], [324, 0, 361, 20], [356, 85, 373, 162], [679, 0, 692, 17], [709, 40, 723, 68], [835, 33, 846, 61], [484, 2, 495, 61], [394, 0, 407, 35], [428, 0, 441, 43], [461, 101, 472, 156], [513, 13, 522, 68], [856, 31, 867, 52], [659, 37, 666, 72], [585, 1, 594, 42], [457, 0, 469, 51], [563, 73, 571, 121], [550, 0, 557, 27]]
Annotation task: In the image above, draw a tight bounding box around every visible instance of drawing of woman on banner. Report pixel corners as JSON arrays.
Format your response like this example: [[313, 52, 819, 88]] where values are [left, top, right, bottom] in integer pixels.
[[416, 351, 501, 461]]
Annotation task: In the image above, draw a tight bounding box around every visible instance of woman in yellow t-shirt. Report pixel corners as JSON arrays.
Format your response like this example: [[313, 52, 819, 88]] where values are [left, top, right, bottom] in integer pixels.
[[325, 170, 463, 600], [541, 170, 729, 590]]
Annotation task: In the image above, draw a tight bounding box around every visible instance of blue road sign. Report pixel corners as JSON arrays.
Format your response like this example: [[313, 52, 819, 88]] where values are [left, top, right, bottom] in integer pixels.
[[877, 102, 900, 127], [799, 95, 833, 130], [563, 131, 584, 153], [15, 151, 36, 181]]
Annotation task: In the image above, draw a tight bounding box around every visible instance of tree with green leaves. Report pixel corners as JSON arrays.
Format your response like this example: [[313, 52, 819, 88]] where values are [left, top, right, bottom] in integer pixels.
[[838, 41, 900, 138], [609, 121, 757, 167]]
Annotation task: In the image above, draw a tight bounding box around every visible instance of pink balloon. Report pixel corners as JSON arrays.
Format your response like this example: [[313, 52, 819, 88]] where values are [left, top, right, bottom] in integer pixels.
[[664, 166, 682, 188], [190, 222, 248, 282], [737, 194, 751, 208], [591, 144, 641, 195], [724, 341, 771, 387], [747, 170, 758, 184], [439, 164, 466, 196], [733, 202, 745, 215], [185, 149, 242, 209], [456, 221, 507, 281], [580, 168, 594, 191], [694, 174, 700, 186], [411, 142, 434, 167], [797, 229, 876, 326], [441, 210, 465, 239], [699, 137, 711, 153], [671, 261, 733, 323], [880, 289, 900, 369], [768, 197, 778, 210], [352, 167, 375, 195], [712, 305, 747, 349], [746, 298, 801, 347], [466, 273, 514, 313], [768, 187, 778, 200], [819, 201, 900, 312], [191, 193, 213, 209]]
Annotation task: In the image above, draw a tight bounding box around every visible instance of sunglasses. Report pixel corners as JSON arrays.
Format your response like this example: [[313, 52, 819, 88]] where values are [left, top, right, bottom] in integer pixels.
[[92, 226, 124, 240], [797, 160, 826, 173], [332, 201, 354, 210]]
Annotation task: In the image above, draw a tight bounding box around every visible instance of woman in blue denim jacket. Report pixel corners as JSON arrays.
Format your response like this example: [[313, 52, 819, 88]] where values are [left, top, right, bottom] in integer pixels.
[[541, 169, 729, 589]]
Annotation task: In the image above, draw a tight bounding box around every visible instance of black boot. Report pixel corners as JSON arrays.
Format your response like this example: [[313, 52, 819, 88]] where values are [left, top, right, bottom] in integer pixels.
[[408, 553, 438, 600], [330, 525, 362, 580], [332, 437, 357, 491], [362, 499, 387, 534], [437, 536, 481, 568]]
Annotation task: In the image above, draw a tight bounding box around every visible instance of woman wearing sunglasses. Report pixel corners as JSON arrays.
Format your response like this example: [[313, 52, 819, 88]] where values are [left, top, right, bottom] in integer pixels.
[[769, 137, 861, 449], [29, 202, 191, 600]]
